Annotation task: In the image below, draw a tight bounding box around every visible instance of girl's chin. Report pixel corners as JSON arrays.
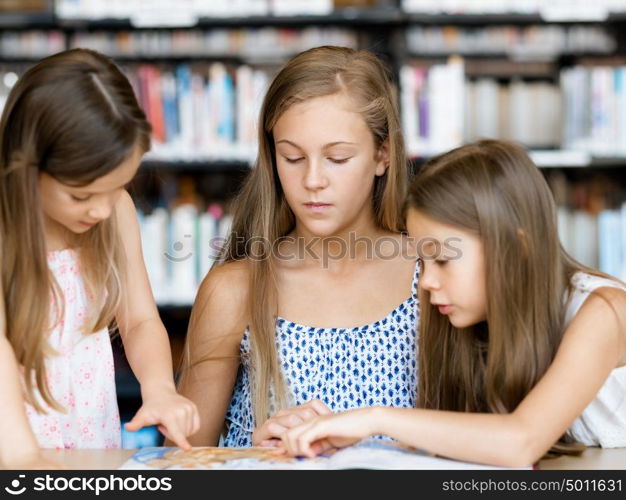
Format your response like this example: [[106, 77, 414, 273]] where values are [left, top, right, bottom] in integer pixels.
[[73, 222, 96, 233], [296, 222, 343, 239], [448, 316, 483, 329]]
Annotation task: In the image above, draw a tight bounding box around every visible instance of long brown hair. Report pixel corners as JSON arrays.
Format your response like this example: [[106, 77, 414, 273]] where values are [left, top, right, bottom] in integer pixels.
[[189, 46, 408, 425], [407, 139, 611, 454], [0, 48, 151, 413]]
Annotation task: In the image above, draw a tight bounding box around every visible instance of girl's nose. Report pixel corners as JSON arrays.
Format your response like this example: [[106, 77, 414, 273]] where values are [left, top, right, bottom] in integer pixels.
[[302, 160, 329, 191], [87, 198, 113, 221], [420, 263, 440, 291]]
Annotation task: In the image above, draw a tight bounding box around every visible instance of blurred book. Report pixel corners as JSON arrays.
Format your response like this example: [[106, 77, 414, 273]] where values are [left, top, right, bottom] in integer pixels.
[[119, 438, 533, 470], [121, 425, 161, 449], [401, 58, 562, 155], [406, 25, 615, 58], [562, 64, 626, 156], [401, 57, 464, 156], [548, 171, 625, 278], [138, 202, 232, 306]]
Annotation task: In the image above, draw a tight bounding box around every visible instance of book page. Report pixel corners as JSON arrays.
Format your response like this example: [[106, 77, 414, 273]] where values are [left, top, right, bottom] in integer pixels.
[[118, 439, 532, 470]]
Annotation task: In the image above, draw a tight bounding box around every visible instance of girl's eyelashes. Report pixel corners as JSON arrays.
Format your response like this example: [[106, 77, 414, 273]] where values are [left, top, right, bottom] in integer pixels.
[[419, 258, 447, 265], [283, 156, 304, 164], [281, 156, 352, 164], [328, 157, 351, 164], [71, 194, 91, 202]]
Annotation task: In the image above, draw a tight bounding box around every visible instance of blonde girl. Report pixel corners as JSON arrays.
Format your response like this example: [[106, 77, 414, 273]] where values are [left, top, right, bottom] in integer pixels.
[[0, 48, 199, 469], [281, 140, 626, 467], [177, 46, 421, 447]]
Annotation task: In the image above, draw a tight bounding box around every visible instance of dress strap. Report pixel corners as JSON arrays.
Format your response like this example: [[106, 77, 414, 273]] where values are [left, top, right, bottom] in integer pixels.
[[411, 257, 421, 300]]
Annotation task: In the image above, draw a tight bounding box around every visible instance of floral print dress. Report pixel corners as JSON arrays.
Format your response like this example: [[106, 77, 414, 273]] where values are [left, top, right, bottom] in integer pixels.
[[24, 248, 121, 449]]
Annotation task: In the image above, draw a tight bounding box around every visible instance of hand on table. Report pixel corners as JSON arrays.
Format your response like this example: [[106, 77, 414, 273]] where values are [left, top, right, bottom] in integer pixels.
[[252, 399, 331, 447], [125, 390, 200, 450], [277, 407, 377, 458]]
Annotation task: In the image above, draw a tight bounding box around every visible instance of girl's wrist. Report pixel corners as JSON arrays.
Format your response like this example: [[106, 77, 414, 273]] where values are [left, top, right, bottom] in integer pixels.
[[140, 379, 177, 399], [363, 406, 389, 436]]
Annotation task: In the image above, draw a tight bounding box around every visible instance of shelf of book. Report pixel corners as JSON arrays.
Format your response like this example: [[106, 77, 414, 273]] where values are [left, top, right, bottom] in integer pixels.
[[0, 9, 404, 30], [411, 151, 626, 169], [405, 13, 626, 25], [7, 8, 626, 29]]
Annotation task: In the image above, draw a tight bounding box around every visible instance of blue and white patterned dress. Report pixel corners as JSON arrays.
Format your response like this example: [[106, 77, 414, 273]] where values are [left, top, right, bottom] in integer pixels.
[[223, 258, 420, 447]]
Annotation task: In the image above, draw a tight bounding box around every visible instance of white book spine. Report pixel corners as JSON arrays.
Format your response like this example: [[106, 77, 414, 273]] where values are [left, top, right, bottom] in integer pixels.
[[199, 212, 218, 279], [473, 78, 500, 140], [169, 205, 199, 304], [400, 65, 419, 156], [140, 207, 169, 304]]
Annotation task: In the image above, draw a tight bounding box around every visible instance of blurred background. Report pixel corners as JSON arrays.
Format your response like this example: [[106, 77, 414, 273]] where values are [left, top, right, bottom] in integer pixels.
[[3, 0, 626, 447]]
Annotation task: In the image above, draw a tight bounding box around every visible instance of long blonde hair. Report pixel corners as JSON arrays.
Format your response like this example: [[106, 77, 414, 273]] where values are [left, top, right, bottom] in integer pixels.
[[0, 48, 151, 413], [407, 139, 611, 454], [194, 46, 408, 425]]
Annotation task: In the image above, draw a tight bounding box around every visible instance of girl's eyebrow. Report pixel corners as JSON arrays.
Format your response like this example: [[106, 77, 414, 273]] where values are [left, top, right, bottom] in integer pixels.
[[275, 139, 302, 148], [70, 180, 131, 194], [323, 141, 357, 148]]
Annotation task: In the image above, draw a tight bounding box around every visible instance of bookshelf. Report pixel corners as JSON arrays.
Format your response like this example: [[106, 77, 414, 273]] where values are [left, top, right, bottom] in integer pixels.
[[3, 0, 626, 446]]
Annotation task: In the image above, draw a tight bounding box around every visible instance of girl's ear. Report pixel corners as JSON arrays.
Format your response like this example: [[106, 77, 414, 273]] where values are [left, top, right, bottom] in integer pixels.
[[375, 139, 390, 177]]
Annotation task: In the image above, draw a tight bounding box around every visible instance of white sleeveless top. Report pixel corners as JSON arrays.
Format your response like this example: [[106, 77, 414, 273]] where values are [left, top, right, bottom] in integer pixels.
[[24, 249, 121, 449], [567, 272, 626, 447]]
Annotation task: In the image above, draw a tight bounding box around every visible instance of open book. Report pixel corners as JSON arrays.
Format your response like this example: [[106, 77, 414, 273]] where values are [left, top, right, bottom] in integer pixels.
[[119, 438, 533, 470]]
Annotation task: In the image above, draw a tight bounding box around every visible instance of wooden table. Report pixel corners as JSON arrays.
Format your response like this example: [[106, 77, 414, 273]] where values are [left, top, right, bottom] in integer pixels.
[[540, 448, 626, 470], [40, 447, 626, 470]]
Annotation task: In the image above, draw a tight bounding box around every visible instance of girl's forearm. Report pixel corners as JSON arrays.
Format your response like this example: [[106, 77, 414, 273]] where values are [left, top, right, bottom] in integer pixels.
[[370, 407, 538, 467], [121, 318, 177, 398], [0, 336, 41, 466]]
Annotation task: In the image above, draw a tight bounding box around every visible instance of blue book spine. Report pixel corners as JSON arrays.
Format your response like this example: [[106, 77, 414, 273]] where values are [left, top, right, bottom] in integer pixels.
[[162, 74, 179, 143], [218, 71, 235, 143], [598, 210, 621, 278]]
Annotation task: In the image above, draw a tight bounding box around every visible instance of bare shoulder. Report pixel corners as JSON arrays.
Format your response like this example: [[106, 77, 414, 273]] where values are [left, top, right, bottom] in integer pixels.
[[568, 284, 626, 365], [198, 259, 249, 305], [113, 189, 139, 232], [190, 259, 250, 344], [114, 189, 136, 216], [596, 286, 626, 366], [580, 285, 626, 325], [590, 284, 626, 303]]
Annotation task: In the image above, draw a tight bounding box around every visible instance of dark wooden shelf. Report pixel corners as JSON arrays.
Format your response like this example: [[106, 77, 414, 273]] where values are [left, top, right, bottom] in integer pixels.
[[140, 159, 252, 172]]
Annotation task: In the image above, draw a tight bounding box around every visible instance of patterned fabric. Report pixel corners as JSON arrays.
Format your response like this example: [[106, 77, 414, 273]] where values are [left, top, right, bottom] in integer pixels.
[[223, 259, 420, 447], [567, 272, 626, 447], [24, 248, 121, 449]]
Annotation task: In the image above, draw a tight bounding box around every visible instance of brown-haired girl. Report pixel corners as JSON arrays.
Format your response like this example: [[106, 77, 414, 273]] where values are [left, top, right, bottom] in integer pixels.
[[280, 140, 626, 467], [177, 46, 420, 447], [0, 48, 199, 469]]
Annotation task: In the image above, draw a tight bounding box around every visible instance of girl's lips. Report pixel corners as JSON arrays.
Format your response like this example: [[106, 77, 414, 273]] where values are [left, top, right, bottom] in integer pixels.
[[303, 203, 332, 212], [436, 305, 453, 315], [79, 221, 96, 227]]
